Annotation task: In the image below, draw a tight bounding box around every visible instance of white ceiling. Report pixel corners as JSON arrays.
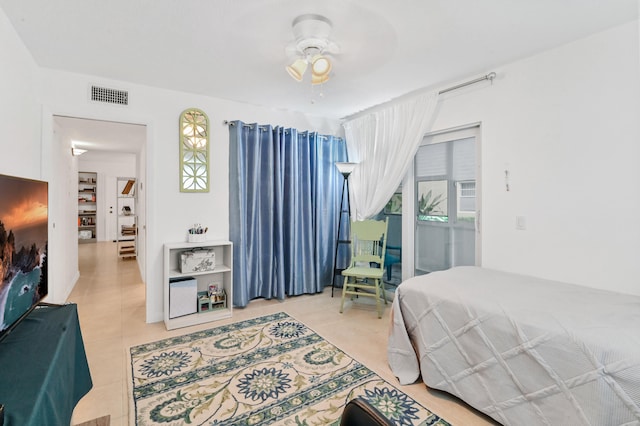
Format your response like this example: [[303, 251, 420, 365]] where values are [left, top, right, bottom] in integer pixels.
[[3, 0, 638, 121], [54, 116, 146, 156]]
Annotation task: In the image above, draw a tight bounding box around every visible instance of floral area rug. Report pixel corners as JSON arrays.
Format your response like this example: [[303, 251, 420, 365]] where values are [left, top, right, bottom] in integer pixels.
[[129, 312, 450, 425]]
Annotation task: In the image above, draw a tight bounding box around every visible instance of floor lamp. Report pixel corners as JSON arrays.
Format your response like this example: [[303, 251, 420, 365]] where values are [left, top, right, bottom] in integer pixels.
[[331, 162, 357, 297]]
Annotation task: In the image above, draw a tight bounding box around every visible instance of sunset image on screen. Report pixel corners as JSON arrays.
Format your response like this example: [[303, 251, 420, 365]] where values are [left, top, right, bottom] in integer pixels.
[[0, 181, 48, 230], [0, 174, 49, 336]]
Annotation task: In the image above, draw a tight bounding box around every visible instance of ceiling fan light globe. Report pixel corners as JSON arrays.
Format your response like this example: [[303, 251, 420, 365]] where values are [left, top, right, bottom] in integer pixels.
[[286, 58, 308, 81], [311, 72, 330, 85], [311, 55, 331, 76]]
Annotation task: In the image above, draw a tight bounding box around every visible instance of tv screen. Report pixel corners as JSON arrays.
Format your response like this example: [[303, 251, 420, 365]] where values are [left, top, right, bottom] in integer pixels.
[[0, 173, 48, 339]]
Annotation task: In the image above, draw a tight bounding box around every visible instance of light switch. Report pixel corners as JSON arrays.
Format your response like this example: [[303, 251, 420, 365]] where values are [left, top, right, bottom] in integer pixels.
[[516, 216, 526, 230]]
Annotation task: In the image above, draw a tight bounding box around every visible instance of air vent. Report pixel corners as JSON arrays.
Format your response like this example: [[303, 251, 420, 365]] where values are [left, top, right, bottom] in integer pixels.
[[90, 85, 129, 106]]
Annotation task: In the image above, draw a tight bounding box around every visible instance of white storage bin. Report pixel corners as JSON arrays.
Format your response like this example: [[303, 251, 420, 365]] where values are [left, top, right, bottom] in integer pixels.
[[169, 277, 197, 319]]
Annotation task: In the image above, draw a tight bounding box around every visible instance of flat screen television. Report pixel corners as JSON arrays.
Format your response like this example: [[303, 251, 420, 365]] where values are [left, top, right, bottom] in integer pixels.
[[0, 173, 48, 340]]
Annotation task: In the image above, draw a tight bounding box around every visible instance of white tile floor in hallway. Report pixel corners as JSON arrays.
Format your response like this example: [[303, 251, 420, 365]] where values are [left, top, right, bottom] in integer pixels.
[[69, 242, 496, 426]]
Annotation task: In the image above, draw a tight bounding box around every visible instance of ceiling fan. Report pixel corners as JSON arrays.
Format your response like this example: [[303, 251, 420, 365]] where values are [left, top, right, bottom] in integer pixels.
[[285, 14, 339, 85]]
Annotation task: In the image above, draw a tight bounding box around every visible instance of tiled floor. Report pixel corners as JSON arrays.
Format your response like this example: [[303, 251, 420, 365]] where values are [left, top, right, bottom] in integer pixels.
[[69, 242, 496, 426]]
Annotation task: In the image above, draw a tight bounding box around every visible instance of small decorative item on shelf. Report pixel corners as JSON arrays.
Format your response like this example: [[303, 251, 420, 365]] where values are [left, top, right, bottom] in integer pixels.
[[211, 293, 226, 310], [197, 289, 226, 312], [187, 223, 208, 243], [197, 291, 212, 312], [121, 206, 132, 216], [208, 284, 219, 296], [208, 285, 226, 310]]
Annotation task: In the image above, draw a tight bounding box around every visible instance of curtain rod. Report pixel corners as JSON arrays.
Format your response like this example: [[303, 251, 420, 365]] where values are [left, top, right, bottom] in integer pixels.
[[439, 72, 496, 95], [222, 121, 267, 129], [341, 71, 497, 120], [222, 121, 256, 128], [224, 72, 497, 125]]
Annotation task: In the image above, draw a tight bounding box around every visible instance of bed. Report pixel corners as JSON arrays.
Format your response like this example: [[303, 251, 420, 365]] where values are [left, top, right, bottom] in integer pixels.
[[388, 266, 640, 425]]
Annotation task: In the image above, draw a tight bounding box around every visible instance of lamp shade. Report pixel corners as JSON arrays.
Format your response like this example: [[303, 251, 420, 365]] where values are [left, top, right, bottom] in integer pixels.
[[286, 58, 308, 81], [335, 162, 357, 177]]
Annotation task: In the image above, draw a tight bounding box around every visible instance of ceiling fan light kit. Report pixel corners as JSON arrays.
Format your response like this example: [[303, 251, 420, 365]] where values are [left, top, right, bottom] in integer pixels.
[[285, 14, 337, 86]]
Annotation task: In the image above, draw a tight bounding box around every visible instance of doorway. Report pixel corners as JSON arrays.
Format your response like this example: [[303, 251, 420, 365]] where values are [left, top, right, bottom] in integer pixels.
[[379, 189, 402, 288], [402, 124, 481, 279], [53, 115, 147, 289]]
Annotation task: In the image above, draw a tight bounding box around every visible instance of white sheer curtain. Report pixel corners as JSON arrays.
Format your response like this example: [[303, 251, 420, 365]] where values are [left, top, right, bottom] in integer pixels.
[[343, 91, 439, 220]]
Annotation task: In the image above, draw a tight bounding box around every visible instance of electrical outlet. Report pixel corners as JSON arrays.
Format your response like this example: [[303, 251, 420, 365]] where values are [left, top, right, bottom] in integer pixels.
[[516, 216, 526, 230]]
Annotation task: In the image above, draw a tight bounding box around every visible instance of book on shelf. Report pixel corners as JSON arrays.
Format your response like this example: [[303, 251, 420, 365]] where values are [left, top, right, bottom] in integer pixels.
[[121, 179, 135, 195], [121, 224, 137, 235]]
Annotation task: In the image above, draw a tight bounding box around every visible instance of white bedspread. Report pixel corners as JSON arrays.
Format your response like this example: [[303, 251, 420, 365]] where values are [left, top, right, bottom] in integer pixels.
[[388, 266, 640, 425]]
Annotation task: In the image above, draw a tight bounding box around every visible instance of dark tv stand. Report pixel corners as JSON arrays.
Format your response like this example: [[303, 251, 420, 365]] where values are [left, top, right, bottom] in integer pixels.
[[0, 303, 92, 425], [37, 301, 64, 307]]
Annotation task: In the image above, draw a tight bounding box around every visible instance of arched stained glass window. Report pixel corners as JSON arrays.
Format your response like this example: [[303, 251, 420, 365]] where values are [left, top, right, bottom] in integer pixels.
[[179, 108, 210, 192]]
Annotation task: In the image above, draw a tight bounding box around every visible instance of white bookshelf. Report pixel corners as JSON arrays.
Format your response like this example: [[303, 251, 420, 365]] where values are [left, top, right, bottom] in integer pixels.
[[163, 240, 233, 330], [116, 177, 137, 258], [78, 171, 97, 243]]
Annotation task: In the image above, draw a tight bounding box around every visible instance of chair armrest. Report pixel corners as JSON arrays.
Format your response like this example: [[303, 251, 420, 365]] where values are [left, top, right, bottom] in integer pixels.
[[340, 398, 393, 426]]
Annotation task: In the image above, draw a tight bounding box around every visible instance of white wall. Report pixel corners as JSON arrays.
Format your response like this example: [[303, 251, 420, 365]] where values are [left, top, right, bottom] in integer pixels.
[[136, 141, 148, 281], [46, 120, 80, 303], [36, 68, 342, 323], [0, 9, 40, 179], [428, 20, 640, 295], [0, 10, 76, 304]]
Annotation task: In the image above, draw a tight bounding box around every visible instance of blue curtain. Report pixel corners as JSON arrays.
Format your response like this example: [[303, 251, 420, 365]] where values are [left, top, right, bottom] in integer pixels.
[[229, 121, 347, 307]]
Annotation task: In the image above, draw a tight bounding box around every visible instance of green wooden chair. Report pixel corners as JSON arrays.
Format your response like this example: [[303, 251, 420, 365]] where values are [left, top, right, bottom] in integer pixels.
[[340, 218, 389, 318]]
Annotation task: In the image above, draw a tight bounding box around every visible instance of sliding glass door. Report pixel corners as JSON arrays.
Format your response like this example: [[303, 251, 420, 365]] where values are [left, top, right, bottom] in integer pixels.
[[413, 128, 479, 275]]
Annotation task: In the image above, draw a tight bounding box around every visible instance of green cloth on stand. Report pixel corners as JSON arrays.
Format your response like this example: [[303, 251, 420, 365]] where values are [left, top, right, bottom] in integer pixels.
[[0, 303, 93, 426]]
